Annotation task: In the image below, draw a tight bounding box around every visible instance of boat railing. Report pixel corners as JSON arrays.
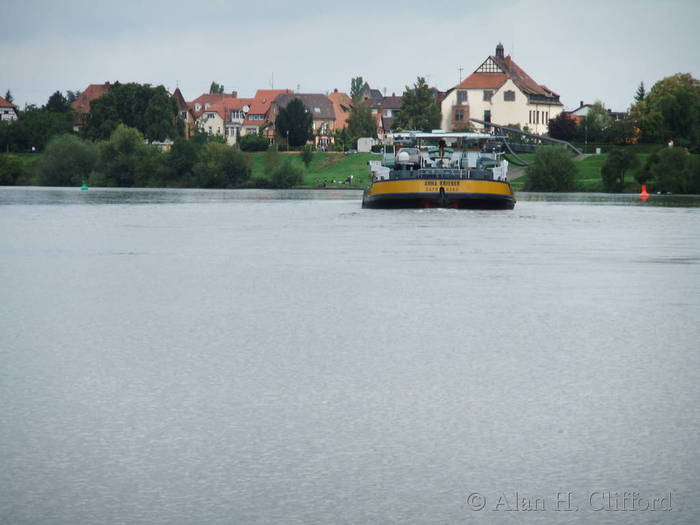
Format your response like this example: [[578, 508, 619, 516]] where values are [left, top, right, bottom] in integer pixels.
[[387, 168, 504, 182]]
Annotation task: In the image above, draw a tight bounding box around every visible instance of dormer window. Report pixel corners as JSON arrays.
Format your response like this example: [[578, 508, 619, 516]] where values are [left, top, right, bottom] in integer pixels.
[[195, 103, 201, 111], [314, 107, 321, 113]]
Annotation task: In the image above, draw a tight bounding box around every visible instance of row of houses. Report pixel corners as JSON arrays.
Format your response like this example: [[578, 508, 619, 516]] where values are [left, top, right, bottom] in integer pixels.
[[67, 82, 398, 149], [6, 44, 626, 147]]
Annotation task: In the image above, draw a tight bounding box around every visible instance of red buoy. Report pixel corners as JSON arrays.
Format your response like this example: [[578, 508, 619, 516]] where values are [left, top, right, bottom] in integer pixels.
[[640, 184, 649, 201]]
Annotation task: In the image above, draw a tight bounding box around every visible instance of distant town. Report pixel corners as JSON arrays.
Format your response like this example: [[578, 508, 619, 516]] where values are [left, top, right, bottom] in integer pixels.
[[1, 44, 628, 151], [0, 43, 698, 194]]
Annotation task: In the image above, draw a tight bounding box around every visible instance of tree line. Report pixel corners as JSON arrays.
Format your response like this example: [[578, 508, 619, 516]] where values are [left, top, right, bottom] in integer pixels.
[[548, 73, 700, 151], [0, 125, 306, 189]]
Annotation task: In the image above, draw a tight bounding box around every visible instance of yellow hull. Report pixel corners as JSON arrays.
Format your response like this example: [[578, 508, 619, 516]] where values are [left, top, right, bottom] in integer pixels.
[[362, 179, 515, 209]]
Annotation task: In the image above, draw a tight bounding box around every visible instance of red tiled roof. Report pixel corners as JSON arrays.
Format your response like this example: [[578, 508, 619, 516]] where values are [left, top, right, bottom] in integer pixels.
[[454, 72, 508, 90], [328, 91, 353, 129], [204, 98, 255, 120], [450, 54, 562, 105], [248, 89, 291, 115], [0, 96, 14, 108], [70, 83, 111, 114]]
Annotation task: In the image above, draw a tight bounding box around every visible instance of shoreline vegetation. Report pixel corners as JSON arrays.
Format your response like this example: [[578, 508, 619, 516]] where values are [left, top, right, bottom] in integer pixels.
[[2, 141, 698, 194]]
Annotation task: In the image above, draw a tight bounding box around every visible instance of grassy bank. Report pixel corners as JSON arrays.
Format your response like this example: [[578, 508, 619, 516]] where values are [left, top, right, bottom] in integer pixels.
[[510, 153, 654, 192], [248, 152, 374, 188]]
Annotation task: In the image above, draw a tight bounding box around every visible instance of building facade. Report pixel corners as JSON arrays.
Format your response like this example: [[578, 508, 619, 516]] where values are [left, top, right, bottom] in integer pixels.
[[441, 44, 563, 134], [0, 96, 18, 121]]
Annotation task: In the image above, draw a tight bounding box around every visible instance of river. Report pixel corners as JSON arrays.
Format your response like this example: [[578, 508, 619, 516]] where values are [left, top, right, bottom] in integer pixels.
[[1, 187, 699, 524]]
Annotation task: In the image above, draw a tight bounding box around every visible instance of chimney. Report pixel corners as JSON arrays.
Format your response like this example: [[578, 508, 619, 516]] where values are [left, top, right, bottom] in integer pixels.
[[580, 100, 584, 107], [496, 43, 504, 58], [334, 88, 338, 93], [231, 90, 237, 98]]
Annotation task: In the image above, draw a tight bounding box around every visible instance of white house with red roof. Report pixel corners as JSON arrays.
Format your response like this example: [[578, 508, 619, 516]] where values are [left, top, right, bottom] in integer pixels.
[[441, 44, 563, 134], [0, 96, 18, 121], [192, 95, 259, 145]]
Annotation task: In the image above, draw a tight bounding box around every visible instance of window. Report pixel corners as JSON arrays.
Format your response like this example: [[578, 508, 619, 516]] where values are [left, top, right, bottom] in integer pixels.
[[483, 90, 493, 102], [454, 109, 464, 122], [504, 90, 515, 102], [314, 107, 321, 113], [457, 90, 468, 104], [384, 109, 392, 117], [484, 110, 491, 124]]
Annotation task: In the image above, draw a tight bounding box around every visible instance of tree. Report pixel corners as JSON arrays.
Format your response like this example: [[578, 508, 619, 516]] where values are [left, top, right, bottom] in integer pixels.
[[270, 157, 303, 188], [648, 147, 691, 193], [4, 89, 13, 104], [392, 77, 441, 131], [576, 101, 612, 143], [209, 82, 225, 94], [85, 83, 181, 142], [95, 124, 150, 186], [630, 73, 700, 148], [346, 102, 377, 144], [162, 137, 198, 185], [193, 142, 250, 188], [524, 146, 576, 191], [548, 112, 577, 141], [144, 86, 180, 141], [300, 144, 313, 167], [0, 154, 26, 185], [6, 105, 73, 152], [350, 77, 364, 103], [275, 98, 312, 148], [44, 91, 70, 113], [607, 118, 639, 145], [35, 134, 97, 186], [66, 90, 81, 104], [600, 148, 640, 192], [635, 82, 646, 102]]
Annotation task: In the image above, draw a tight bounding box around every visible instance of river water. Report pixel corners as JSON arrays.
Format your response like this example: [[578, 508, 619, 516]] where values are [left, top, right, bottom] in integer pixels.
[[1, 188, 699, 524]]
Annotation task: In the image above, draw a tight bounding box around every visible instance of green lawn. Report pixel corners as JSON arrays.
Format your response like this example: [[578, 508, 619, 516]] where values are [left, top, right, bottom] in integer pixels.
[[246, 151, 376, 188], [510, 153, 654, 192]]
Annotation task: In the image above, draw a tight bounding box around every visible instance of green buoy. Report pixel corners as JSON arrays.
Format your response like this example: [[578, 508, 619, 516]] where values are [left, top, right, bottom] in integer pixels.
[[80, 179, 88, 191]]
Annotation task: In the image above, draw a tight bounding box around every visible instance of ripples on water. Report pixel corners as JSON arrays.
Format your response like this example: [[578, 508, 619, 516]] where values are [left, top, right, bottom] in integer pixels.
[[1, 187, 699, 524]]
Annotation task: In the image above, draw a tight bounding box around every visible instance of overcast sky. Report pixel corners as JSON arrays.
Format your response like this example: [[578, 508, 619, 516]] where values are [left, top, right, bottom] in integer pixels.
[[2, 0, 698, 111]]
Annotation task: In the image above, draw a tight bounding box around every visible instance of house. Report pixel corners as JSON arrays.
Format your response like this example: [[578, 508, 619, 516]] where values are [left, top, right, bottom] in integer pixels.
[[193, 96, 254, 145], [441, 43, 563, 134], [327, 89, 352, 130], [70, 82, 113, 130], [0, 96, 18, 121], [567, 101, 627, 123], [270, 93, 336, 148], [369, 94, 402, 140], [172, 88, 195, 138], [241, 89, 292, 140]]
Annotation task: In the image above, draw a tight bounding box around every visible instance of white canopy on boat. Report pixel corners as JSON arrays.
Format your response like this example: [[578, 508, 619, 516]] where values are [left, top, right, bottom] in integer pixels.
[[389, 131, 494, 140]]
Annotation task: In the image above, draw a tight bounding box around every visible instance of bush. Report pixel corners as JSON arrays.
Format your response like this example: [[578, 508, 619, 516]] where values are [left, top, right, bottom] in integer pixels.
[[270, 157, 303, 188], [0, 154, 27, 185], [601, 148, 639, 192], [524, 146, 576, 191], [193, 142, 250, 188], [238, 133, 270, 152], [647, 147, 694, 193], [300, 144, 314, 167], [95, 124, 149, 187], [263, 146, 281, 174], [34, 134, 97, 186]]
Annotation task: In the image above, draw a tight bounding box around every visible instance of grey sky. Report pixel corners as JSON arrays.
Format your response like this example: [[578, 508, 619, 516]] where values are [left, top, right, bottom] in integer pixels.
[[2, 0, 698, 112]]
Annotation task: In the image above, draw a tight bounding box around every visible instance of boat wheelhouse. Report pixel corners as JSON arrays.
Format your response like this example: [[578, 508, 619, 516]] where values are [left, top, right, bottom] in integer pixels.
[[362, 131, 515, 209]]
